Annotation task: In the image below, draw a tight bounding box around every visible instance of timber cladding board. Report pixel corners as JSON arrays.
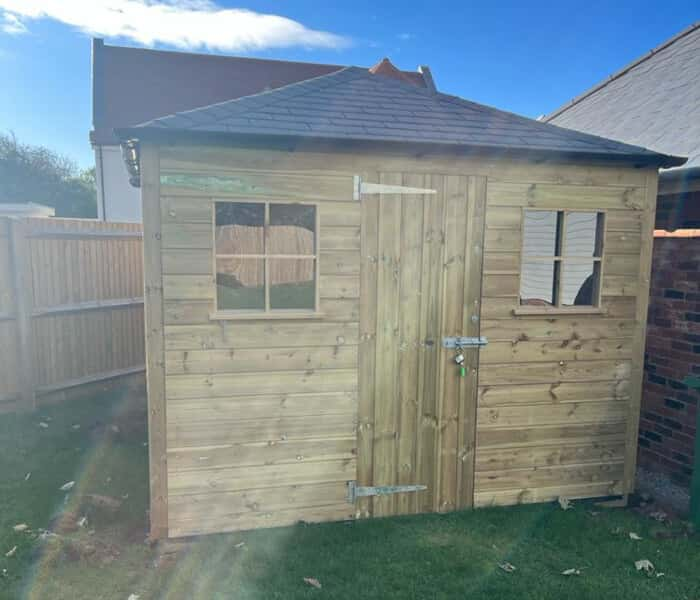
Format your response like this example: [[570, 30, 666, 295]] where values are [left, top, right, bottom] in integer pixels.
[[165, 346, 358, 375], [159, 170, 355, 202], [474, 480, 625, 508], [166, 369, 358, 400], [486, 182, 646, 210], [158, 145, 649, 188], [475, 171, 656, 505], [148, 144, 657, 537], [164, 321, 359, 350], [167, 413, 357, 448], [168, 504, 355, 538], [167, 482, 351, 521], [168, 437, 357, 471], [168, 458, 357, 496]]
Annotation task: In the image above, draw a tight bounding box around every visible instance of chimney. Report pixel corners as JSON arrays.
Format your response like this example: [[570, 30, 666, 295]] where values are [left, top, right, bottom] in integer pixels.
[[369, 57, 411, 83], [418, 65, 437, 93]]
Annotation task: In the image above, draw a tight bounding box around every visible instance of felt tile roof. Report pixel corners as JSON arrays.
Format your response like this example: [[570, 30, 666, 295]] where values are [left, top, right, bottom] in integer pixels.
[[545, 22, 699, 170], [122, 65, 684, 167], [91, 41, 429, 146]]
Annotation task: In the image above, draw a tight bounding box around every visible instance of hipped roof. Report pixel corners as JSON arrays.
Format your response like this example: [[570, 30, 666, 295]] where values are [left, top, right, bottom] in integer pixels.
[[119, 65, 685, 168]]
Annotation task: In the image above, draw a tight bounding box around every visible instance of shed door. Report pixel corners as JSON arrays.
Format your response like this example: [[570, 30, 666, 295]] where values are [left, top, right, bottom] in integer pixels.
[[356, 173, 487, 518]]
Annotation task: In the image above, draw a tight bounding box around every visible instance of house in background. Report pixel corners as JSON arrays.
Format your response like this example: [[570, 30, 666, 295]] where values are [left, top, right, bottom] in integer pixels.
[[90, 39, 435, 222], [544, 21, 700, 230], [545, 22, 700, 488]]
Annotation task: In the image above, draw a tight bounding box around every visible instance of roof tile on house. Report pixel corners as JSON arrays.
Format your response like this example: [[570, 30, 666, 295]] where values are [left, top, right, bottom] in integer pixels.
[[121, 65, 684, 167], [545, 22, 700, 170]]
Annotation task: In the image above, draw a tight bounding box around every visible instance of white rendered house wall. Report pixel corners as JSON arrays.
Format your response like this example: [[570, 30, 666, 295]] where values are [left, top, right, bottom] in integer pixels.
[[95, 145, 142, 222]]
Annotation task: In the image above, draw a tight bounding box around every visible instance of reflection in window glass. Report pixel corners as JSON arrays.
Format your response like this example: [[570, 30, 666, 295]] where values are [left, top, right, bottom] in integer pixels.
[[216, 257, 265, 310], [564, 212, 602, 257], [520, 210, 604, 308], [215, 202, 264, 255], [269, 258, 315, 310], [522, 211, 558, 256], [269, 204, 316, 255], [520, 261, 556, 306], [561, 261, 599, 306]]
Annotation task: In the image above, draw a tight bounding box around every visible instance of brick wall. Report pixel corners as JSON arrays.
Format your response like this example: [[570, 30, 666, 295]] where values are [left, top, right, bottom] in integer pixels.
[[640, 235, 700, 486]]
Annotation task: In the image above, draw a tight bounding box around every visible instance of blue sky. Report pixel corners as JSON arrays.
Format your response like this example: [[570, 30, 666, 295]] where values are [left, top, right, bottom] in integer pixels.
[[0, 0, 696, 168]]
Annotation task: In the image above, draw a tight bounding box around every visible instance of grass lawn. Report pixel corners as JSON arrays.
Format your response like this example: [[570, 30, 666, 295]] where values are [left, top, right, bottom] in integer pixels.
[[2, 388, 700, 599]]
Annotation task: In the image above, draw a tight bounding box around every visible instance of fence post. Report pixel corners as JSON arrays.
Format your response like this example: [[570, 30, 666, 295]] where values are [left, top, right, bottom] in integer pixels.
[[8, 218, 35, 411]]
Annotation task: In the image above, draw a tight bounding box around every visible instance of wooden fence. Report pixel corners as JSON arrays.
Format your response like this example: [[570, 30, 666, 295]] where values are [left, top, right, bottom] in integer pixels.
[[0, 217, 145, 412]]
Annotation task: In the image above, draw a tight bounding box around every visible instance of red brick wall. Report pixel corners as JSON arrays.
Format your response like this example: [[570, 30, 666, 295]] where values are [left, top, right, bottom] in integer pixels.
[[640, 236, 700, 486]]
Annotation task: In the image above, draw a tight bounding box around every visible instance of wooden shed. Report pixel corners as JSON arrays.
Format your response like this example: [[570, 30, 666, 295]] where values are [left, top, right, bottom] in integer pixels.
[[118, 65, 685, 539]]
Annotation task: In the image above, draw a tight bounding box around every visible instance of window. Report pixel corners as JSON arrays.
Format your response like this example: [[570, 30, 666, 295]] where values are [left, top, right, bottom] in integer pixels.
[[214, 201, 318, 315], [520, 210, 604, 309]]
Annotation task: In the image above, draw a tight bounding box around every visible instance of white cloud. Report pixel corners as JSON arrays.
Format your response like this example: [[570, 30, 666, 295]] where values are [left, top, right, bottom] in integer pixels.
[[0, 0, 350, 51], [397, 32, 413, 41], [2, 11, 27, 34]]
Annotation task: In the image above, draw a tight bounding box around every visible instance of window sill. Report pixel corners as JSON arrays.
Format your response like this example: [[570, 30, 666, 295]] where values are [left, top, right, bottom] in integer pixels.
[[512, 306, 608, 317], [209, 311, 325, 321]]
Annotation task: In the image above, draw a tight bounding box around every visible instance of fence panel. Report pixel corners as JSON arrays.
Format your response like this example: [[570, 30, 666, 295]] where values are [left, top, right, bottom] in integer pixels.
[[0, 217, 145, 412]]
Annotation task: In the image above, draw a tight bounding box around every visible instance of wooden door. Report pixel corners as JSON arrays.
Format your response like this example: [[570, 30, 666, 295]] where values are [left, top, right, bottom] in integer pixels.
[[356, 172, 487, 518]]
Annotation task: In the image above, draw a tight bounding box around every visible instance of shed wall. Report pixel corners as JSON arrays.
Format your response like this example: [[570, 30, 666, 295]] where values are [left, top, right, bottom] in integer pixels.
[[144, 143, 657, 537], [476, 171, 657, 505]]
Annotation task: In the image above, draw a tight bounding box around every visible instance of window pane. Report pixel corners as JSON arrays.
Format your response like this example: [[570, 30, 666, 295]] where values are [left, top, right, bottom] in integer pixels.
[[523, 211, 560, 256], [269, 258, 315, 310], [215, 202, 264, 255], [561, 261, 599, 306], [216, 257, 265, 310], [564, 212, 603, 257], [520, 260, 556, 306], [269, 204, 316, 255]]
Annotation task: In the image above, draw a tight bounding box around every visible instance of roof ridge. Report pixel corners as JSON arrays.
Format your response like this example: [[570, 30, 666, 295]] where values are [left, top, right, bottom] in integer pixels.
[[543, 21, 700, 122], [102, 39, 348, 70]]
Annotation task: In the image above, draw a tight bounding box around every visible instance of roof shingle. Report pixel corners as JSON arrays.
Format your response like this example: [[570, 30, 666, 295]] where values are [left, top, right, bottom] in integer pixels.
[[122, 66, 684, 167]]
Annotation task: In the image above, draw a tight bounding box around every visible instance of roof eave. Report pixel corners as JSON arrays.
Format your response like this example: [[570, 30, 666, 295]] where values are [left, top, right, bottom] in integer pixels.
[[115, 127, 686, 169]]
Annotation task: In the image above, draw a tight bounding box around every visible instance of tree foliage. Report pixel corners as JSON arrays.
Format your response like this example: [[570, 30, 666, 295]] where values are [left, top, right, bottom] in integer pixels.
[[0, 132, 97, 218]]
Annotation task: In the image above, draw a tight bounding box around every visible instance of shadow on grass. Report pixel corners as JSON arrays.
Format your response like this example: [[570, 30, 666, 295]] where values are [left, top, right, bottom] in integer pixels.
[[1, 387, 700, 599]]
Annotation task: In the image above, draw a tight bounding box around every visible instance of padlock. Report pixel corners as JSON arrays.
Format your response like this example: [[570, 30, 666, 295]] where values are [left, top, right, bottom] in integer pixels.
[[454, 352, 465, 365]]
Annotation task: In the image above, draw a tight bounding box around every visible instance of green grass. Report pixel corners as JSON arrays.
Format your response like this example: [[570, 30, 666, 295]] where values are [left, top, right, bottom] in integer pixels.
[[2, 390, 700, 599]]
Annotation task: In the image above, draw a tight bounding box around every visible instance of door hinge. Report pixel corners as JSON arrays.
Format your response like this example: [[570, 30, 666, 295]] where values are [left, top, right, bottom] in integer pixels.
[[442, 336, 488, 349], [347, 481, 427, 503], [353, 175, 437, 200]]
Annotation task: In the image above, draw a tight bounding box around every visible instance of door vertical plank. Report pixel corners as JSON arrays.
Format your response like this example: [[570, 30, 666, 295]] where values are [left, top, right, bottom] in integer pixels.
[[416, 175, 446, 513], [372, 172, 402, 517], [396, 173, 425, 514], [456, 175, 487, 508], [437, 175, 468, 512], [357, 170, 380, 519]]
